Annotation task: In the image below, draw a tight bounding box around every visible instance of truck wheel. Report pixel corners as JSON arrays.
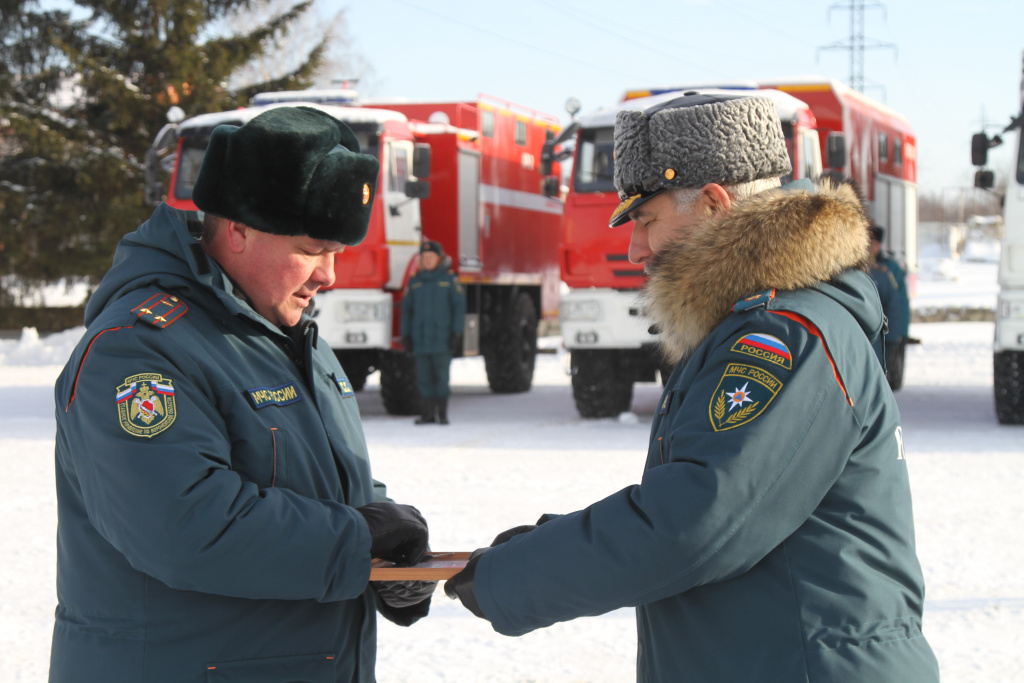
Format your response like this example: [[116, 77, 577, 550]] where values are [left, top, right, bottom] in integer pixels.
[[334, 350, 377, 392], [886, 341, 906, 392], [483, 292, 538, 394], [994, 350, 1024, 424], [571, 350, 633, 418], [379, 351, 421, 416]]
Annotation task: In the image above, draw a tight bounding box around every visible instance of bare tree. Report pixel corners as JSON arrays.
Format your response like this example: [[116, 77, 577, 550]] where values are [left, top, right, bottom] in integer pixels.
[[221, 0, 374, 96]]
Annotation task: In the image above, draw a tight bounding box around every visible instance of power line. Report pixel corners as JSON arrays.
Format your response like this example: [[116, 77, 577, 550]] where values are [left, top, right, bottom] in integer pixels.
[[380, 0, 638, 81], [529, 0, 732, 78], [818, 0, 897, 93]]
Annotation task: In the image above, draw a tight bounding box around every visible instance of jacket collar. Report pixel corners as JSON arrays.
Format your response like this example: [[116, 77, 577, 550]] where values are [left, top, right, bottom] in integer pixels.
[[640, 180, 871, 363]]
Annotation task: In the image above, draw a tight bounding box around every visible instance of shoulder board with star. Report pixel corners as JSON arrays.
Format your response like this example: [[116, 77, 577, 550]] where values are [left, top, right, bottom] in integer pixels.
[[732, 288, 776, 313], [131, 292, 189, 329]]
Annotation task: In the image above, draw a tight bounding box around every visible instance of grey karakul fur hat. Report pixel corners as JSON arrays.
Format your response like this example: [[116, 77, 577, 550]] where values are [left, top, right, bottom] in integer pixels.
[[609, 92, 792, 227], [193, 106, 379, 245]]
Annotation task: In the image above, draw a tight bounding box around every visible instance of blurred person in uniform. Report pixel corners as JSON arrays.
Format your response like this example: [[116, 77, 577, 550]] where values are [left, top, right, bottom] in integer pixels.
[[444, 92, 938, 682], [49, 106, 435, 683], [400, 239, 466, 425], [870, 224, 912, 390]]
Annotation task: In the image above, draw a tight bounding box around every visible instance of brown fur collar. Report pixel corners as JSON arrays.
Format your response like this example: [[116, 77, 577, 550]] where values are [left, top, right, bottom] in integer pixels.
[[640, 181, 870, 364]]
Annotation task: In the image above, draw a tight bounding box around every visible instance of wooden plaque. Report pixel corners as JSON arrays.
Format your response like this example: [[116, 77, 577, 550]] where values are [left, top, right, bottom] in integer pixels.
[[369, 552, 472, 581]]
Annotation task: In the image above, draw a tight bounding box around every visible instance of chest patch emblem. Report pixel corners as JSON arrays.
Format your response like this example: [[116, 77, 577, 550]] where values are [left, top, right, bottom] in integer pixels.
[[731, 333, 793, 370], [247, 382, 302, 409], [334, 374, 355, 398], [709, 363, 783, 432], [116, 373, 177, 438]]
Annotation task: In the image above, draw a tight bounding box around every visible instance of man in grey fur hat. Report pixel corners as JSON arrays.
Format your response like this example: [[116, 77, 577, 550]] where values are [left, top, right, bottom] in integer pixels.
[[445, 92, 938, 682]]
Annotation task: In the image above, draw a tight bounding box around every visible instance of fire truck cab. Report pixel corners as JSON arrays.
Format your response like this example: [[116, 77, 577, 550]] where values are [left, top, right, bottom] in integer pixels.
[[146, 90, 563, 415], [971, 51, 1024, 423]]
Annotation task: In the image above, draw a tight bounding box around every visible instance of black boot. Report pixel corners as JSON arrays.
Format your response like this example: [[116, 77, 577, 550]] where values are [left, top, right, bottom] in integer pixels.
[[414, 398, 436, 425], [437, 397, 449, 425]]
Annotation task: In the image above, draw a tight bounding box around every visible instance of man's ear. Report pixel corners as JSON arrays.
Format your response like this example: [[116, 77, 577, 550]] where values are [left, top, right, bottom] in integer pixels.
[[700, 183, 732, 216], [222, 220, 250, 254]]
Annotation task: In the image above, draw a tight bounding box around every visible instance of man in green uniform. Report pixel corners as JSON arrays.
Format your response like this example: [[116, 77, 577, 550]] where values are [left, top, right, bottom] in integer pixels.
[[870, 225, 912, 389], [400, 239, 466, 425], [50, 106, 435, 683], [445, 92, 938, 682]]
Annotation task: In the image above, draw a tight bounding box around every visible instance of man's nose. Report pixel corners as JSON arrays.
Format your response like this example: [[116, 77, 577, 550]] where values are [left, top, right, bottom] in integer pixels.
[[312, 254, 336, 289], [627, 224, 651, 265]]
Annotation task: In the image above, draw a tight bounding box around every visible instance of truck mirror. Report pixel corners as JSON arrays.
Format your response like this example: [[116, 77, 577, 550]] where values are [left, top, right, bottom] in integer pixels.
[[826, 132, 846, 169], [974, 169, 994, 189], [405, 179, 431, 199], [971, 132, 990, 167], [540, 176, 560, 198], [540, 137, 554, 176], [413, 143, 431, 179]]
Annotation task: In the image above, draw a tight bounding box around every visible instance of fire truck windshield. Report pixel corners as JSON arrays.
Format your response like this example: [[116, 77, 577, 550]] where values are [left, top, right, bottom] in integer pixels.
[[172, 120, 382, 202], [573, 121, 798, 194], [573, 127, 616, 194]]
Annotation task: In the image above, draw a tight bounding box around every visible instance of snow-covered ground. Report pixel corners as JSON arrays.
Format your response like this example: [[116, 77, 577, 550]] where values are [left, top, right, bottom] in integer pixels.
[[2, 259, 1021, 682]]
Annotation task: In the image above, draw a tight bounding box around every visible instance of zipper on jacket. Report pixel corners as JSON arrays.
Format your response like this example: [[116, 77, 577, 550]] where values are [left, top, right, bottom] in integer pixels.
[[269, 427, 279, 487]]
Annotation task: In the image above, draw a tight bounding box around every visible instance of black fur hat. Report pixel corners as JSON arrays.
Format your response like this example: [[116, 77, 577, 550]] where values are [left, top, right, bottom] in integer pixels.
[[193, 106, 379, 245], [420, 239, 443, 256]]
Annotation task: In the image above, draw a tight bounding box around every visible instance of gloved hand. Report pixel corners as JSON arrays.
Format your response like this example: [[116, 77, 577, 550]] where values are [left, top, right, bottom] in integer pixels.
[[490, 513, 560, 546], [402, 335, 414, 354], [357, 502, 429, 566], [446, 514, 560, 619], [373, 579, 437, 609], [490, 524, 536, 546], [443, 550, 487, 619], [449, 333, 463, 356]]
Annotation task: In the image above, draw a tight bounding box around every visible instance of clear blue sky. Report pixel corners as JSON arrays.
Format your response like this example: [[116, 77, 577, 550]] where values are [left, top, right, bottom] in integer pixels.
[[333, 0, 1024, 198]]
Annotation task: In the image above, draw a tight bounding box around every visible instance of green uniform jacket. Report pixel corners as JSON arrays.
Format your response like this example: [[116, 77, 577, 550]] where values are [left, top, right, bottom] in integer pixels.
[[400, 264, 466, 355], [878, 254, 911, 338], [469, 184, 938, 682], [50, 204, 413, 683]]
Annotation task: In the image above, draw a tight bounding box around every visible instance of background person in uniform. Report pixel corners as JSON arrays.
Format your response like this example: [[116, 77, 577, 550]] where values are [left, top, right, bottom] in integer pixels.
[[49, 106, 435, 683], [444, 93, 938, 682], [870, 224, 912, 390], [400, 239, 466, 425]]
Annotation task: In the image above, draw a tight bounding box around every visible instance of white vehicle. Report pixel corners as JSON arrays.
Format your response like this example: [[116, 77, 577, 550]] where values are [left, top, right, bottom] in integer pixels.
[[972, 51, 1024, 423]]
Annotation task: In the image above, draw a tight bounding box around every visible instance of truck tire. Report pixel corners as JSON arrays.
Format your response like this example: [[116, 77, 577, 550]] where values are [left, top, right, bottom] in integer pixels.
[[571, 350, 633, 418], [994, 350, 1024, 424], [483, 291, 538, 394], [379, 350, 421, 416], [334, 350, 377, 392], [886, 341, 906, 392]]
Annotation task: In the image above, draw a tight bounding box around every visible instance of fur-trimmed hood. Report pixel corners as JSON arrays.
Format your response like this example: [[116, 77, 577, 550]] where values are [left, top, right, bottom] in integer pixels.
[[641, 181, 871, 363]]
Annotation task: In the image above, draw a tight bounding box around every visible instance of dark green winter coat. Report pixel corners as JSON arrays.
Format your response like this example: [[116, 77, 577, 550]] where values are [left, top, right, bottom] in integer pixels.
[[875, 253, 911, 339], [49, 203, 418, 683], [469, 183, 938, 682], [400, 263, 465, 355]]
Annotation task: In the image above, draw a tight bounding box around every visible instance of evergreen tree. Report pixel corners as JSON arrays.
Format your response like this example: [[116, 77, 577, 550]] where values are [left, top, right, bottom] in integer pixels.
[[0, 0, 329, 305]]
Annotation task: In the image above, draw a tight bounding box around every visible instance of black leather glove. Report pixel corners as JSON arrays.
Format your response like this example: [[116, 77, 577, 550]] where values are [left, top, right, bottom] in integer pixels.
[[449, 333, 463, 356], [490, 524, 536, 546], [443, 550, 487, 619], [490, 513, 560, 546], [373, 579, 437, 609], [402, 335, 414, 354], [357, 502, 429, 565]]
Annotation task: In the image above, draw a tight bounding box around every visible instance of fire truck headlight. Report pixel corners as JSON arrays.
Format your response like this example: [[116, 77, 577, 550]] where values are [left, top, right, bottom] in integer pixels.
[[1000, 300, 1024, 320], [562, 300, 601, 321], [343, 302, 386, 322]]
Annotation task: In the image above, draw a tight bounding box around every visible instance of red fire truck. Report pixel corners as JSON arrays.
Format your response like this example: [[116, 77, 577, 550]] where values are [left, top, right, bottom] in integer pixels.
[[554, 81, 918, 417], [553, 87, 824, 417], [757, 78, 919, 289], [145, 90, 563, 415]]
